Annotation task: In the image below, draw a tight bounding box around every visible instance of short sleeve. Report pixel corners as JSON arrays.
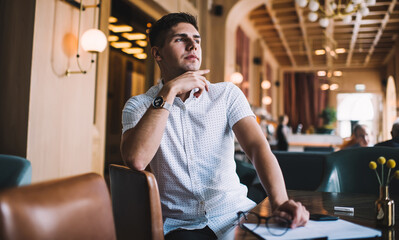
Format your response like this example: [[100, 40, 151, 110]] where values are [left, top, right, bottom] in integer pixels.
[[226, 83, 255, 128], [121, 96, 151, 134]]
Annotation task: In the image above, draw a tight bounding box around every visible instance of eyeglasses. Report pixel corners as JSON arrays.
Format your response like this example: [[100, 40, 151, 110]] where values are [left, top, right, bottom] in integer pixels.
[[237, 211, 291, 236]]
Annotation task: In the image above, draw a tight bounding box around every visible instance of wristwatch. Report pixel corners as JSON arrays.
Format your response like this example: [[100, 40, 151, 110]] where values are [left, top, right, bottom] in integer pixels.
[[152, 96, 172, 111]]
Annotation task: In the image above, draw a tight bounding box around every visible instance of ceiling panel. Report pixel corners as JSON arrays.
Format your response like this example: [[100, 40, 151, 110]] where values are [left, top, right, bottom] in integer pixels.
[[248, 0, 399, 69]]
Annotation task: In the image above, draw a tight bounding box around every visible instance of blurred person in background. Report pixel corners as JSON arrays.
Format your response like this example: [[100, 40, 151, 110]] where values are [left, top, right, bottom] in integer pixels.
[[375, 122, 399, 148]]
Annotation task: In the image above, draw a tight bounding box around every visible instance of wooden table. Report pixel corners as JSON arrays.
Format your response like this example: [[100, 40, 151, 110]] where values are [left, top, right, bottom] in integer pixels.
[[234, 190, 399, 239]]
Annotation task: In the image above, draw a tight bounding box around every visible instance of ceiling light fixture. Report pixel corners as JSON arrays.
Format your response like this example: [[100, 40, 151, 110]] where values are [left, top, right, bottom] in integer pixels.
[[296, 0, 376, 28], [134, 53, 147, 60], [110, 41, 132, 49], [329, 83, 339, 90], [109, 16, 118, 23], [108, 35, 119, 42], [315, 49, 326, 55], [122, 48, 144, 55], [108, 24, 133, 33], [333, 70, 343, 77], [321, 83, 330, 91], [136, 40, 148, 47], [121, 33, 147, 41]]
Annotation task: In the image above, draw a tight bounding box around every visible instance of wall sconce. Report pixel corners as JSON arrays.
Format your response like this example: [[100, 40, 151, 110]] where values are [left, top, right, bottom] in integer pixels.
[[261, 80, 271, 90], [63, 0, 107, 76], [262, 96, 272, 105], [230, 72, 244, 85]]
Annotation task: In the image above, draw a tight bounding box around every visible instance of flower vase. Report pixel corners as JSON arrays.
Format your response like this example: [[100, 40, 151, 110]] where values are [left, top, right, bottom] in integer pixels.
[[375, 186, 395, 227]]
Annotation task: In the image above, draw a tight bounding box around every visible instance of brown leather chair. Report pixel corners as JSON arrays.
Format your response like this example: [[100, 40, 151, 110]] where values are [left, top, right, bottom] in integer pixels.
[[0, 173, 116, 240], [109, 164, 164, 240]]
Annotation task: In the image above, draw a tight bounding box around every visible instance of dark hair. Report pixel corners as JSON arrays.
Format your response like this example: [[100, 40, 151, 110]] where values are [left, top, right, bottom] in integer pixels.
[[353, 124, 367, 136], [391, 122, 399, 138], [149, 12, 198, 47]]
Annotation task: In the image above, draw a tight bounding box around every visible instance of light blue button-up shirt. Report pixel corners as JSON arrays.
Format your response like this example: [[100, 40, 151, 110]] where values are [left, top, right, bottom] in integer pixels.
[[122, 81, 256, 238]]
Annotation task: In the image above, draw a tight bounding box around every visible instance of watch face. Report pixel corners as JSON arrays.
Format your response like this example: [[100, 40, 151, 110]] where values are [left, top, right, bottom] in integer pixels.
[[153, 96, 164, 108]]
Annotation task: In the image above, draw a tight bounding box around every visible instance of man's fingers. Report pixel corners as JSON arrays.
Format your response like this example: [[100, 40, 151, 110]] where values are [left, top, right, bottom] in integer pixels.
[[275, 200, 309, 229], [195, 69, 210, 75]]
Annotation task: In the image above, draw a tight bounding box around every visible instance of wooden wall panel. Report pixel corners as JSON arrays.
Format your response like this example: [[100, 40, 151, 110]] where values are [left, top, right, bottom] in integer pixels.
[[0, 0, 36, 156]]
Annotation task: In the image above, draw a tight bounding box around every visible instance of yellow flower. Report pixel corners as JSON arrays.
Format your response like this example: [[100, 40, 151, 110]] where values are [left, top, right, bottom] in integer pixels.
[[377, 156, 386, 165], [395, 170, 399, 180], [387, 159, 396, 169], [369, 161, 377, 170]]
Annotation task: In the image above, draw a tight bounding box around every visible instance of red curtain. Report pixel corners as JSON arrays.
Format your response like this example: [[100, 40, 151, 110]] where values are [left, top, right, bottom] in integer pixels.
[[283, 72, 328, 133], [236, 27, 249, 97], [266, 63, 272, 113]]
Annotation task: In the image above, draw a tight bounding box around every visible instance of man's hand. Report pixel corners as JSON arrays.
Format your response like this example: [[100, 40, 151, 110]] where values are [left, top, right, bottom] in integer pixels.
[[273, 199, 309, 228], [164, 69, 210, 99]]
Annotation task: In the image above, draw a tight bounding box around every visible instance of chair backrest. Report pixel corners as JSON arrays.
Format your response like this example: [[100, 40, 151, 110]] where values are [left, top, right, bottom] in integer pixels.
[[317, 147, 399, 195], [273, 151, 330, 191], [109, 164, 164, 240], [0, 154, 31, 190], [0, 173, 116, 240]]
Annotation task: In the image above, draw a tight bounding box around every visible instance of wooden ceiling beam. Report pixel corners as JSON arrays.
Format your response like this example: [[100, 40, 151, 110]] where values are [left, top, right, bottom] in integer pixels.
[[346, 13, 363, 66], [364, 0, 397, 66], [295, 1, 313, 66], [383, 46, 396, 65], [264, 1, 296, 66], [248, 0, 398, 69]]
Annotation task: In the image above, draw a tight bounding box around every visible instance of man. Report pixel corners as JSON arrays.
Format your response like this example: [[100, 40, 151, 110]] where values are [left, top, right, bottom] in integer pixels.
[[350, 124, 371, 148], [375, 122, 399, 147], [276, 115, 291, 151], [121, 13, 308, 239]]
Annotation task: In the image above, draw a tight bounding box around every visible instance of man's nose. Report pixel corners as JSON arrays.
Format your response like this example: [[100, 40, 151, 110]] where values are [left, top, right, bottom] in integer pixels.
[[186, 38, 198, 50]]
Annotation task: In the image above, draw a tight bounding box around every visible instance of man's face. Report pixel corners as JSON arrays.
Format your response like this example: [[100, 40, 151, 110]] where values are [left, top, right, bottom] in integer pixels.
[[155, 22, 202, 75], [355, 126, 370, 147]]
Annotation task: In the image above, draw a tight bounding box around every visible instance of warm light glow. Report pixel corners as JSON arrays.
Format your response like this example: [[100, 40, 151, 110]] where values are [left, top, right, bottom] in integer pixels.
[[319, 18, 329, 28], [108, 35, 119, 42], [134, 53, 147, 59], [230, 72, 243, 84], [315, 49, 326, 55], [81, 29, 107, 53], [109, 16, 118, 23], [108, 24, 133, 33], [122, 33, 147, 40], [136, 40, 148, 47], [122, 48, 144, 54], [333, 71, 343, 77], [147, 23, 152, 28], [321, 84, 330, 91], [261, 80, 271, 89], [335, 48, 346, 54], [327, 71, 333, 78], [317, 71, 326, 77], [330, 83, 339, 90], [262, 96, 272, 105], [110, 41, 132, 48]]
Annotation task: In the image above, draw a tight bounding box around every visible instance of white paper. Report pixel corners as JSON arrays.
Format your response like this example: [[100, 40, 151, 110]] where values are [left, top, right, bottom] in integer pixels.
[[244, 219, 381, 240]]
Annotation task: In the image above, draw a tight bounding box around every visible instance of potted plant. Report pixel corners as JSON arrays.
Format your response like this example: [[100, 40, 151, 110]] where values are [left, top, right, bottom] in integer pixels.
[[317, 106, 337, 134]]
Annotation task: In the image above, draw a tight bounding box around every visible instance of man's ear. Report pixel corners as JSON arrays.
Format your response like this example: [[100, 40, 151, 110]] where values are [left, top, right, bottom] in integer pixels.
[[151, 47, 162, 61]]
